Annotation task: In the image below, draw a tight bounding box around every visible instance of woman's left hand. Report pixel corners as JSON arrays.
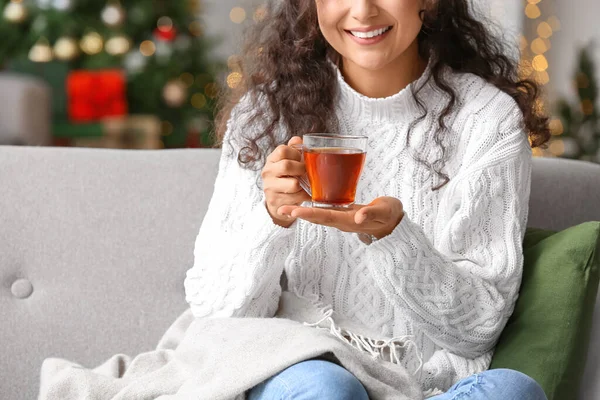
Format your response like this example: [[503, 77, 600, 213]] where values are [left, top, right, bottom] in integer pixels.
[[278, 196, 404, 240]]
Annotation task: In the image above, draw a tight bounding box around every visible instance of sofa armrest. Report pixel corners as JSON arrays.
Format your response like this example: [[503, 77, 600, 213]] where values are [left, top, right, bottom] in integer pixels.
[[0, 73, 52, 145]]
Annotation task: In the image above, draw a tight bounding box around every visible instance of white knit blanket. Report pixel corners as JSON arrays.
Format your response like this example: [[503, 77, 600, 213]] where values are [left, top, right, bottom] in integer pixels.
[[38, 292, 423, 400]]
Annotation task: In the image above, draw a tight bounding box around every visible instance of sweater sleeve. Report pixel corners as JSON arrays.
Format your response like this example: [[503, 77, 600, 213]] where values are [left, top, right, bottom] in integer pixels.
[[184, 102, 294, 319], [363, 121, 532, 359]]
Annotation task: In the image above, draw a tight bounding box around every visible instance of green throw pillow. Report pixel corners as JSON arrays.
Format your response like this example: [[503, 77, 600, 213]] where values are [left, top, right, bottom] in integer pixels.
[[490, 222, 600, 400]]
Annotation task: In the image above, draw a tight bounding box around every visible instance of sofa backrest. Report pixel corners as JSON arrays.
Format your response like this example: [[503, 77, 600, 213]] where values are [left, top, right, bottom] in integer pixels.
[[0, 146, 599, 400], [529, 156, 600, 231]]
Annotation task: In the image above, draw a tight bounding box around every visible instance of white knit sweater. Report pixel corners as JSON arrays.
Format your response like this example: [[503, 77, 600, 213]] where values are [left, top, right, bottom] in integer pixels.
[[184, 65, 532, 395]]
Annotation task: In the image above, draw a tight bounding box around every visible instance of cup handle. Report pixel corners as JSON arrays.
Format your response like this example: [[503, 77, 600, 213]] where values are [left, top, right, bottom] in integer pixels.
[[290, 144, 311, 196]]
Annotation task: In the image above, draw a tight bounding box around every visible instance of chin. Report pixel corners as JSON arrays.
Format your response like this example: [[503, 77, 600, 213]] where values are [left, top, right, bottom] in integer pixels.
[[345, 56, 391, 72]]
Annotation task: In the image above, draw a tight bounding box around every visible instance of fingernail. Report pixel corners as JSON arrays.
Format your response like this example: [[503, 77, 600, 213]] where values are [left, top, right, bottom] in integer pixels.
[[358, 213, 368, 224]]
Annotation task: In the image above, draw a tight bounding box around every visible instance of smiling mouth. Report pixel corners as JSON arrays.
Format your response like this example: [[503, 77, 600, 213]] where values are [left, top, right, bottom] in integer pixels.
[[347, 26, 393, 39]]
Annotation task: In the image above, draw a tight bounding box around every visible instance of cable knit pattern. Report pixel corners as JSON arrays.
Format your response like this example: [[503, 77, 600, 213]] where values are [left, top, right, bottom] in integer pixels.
[[185, 66, 532, 396]]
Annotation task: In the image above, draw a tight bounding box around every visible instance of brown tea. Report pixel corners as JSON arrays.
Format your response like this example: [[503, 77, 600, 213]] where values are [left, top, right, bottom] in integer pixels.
[[304, 147, 366, 207]]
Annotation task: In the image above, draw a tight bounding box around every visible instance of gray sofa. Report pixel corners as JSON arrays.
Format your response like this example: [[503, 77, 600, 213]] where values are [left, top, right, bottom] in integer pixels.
[[1, 146, 599, 400]]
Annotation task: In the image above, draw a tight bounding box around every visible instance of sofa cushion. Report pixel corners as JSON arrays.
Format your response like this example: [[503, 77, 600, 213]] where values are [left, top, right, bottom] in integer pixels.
[[490, 222, 600, 400]]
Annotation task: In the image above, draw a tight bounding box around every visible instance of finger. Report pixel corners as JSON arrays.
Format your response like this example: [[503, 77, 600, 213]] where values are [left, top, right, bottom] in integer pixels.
[[264, 177, 304, 194], [291, 207, 355, 228], [275, 194, 311, 217], [266, 144, 302, 163], [289, 204, 363, 218], [355, 197, 404, 226], [355, 209, 369, 225], [271, 159, 306, 177], [288, 136, 303, 146], [277, 204, 300, 216], [292, 189, 312, 203], [268, 190, 310, 209], [277, 191, 311, 209], [355, 203, 391, 225], [266, 145, 286, 163]]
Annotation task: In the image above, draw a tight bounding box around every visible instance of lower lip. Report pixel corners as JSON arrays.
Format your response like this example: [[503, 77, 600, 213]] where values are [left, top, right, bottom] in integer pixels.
[[346, 28, 392, 45]]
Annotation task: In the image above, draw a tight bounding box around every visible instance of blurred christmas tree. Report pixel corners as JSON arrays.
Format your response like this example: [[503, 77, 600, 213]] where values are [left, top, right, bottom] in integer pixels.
[[0, 0, 221, 148], [554, 44, 600, 163]]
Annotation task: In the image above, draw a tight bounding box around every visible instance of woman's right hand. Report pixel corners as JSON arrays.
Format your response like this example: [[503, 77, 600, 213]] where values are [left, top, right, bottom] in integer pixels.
[[261, 136, 311, 227]]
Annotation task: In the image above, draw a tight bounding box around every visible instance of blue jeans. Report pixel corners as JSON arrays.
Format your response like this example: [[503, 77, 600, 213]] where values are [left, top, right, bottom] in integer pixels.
[[247, 359, 548, 400]]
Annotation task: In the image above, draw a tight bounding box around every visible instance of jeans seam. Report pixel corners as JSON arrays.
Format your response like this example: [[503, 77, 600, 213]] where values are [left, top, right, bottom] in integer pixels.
[[449, 374, 482, 400], [272, 375, 294, 400]]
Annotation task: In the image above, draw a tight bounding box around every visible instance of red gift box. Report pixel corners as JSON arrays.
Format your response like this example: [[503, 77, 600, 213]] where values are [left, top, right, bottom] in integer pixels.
[[67, 70, 128, 122]]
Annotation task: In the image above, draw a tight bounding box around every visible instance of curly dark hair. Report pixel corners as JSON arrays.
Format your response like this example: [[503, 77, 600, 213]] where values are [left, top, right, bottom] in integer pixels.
[[215, 0, 550, 188]]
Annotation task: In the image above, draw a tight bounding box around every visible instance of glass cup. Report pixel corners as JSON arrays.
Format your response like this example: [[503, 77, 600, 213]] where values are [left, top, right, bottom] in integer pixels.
[[292, 134, 368, 208]]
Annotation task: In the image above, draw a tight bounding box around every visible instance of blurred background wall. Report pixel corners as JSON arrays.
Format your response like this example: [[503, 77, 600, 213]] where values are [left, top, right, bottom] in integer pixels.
[[202, 0, 260, 61], [520, 0, 600, 161], [545, 0, 600, 101]]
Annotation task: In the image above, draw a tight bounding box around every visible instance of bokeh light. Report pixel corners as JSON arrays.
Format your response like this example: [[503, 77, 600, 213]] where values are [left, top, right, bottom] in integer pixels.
[[531, 38, 548, 54], [549, 140, 565, 156], [189, 20, 203, 36], [541, 38, 552, 51], [230, 7, 246, 24], [253, 4, 268, 22], [581, 99, 595, 116], [162, 80, 187, 107], [535, 70, 550, 85], [227, 72, 243, 88], [101, 3, 125, 27], [532, 55, 548, 72], [54, 36, 79, 60], [3, 1, 27, 23], [191, 93, 207, 109], [547, 16, 561, 31], [519, 59, 533, 78], [29, 37, 53, 62], [537, 22, 553, 39], [139, 40, 156, 56], [80, 32, 103, 55], [157, 16, 173, 31], [180, 72, 194, 87], [105, 35, 131, 55], [549, 119, 564, 136], [204, 82, 219, 98], [525, 4, 541, 19], [227, 55, 242, 71]]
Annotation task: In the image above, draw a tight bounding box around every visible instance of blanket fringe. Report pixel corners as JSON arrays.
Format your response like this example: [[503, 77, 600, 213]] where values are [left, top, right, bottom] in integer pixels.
[[423, 387, 445, 398], [303, 304, 423, 377]]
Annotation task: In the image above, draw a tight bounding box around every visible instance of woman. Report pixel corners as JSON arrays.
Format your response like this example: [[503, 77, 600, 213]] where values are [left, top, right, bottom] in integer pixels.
[[185, 0, 550, 399]]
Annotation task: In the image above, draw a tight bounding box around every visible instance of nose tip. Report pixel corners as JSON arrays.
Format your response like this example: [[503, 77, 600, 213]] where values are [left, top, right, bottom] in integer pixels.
[[349, 0, 379, 21]]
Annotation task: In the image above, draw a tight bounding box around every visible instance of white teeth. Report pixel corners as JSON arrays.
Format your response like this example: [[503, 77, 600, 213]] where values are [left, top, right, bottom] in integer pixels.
[[350, 26, 391, 39]]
